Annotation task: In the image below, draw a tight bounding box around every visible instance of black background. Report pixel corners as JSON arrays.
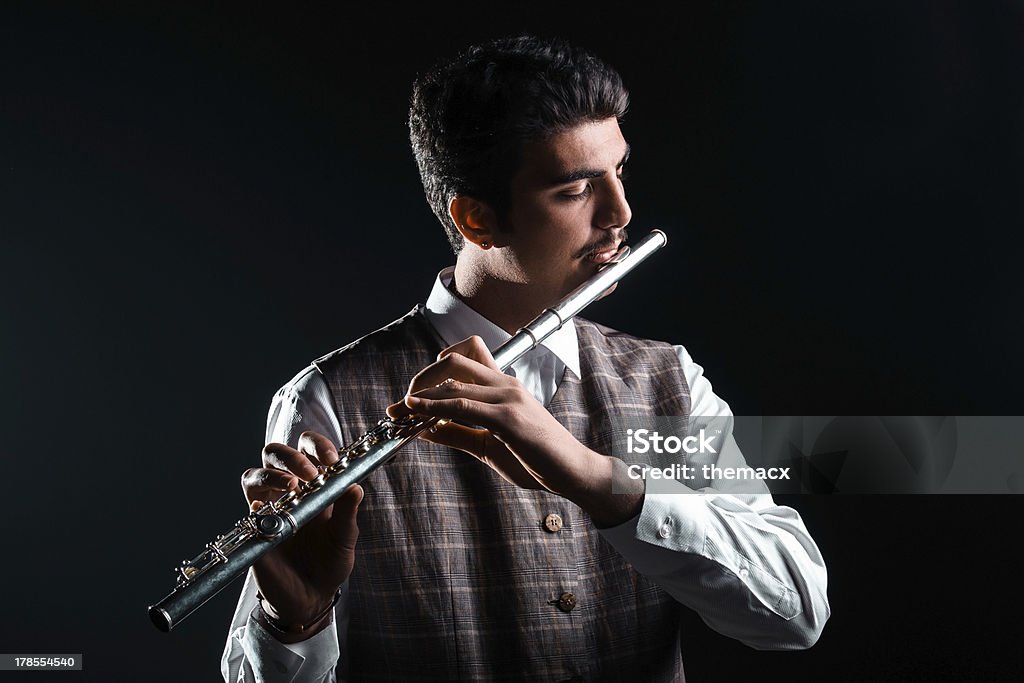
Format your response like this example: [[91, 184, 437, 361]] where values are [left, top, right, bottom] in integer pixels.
[[2, 1, 1023, 681]]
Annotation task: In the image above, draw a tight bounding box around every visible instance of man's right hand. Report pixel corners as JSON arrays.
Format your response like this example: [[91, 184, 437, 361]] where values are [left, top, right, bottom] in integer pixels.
[[240, 431, 363, 641]]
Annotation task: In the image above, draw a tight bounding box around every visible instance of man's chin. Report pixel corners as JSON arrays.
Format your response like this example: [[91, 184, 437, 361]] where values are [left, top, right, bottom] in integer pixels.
[[595, 282, 619, 301], [559, 264, 607, 298]]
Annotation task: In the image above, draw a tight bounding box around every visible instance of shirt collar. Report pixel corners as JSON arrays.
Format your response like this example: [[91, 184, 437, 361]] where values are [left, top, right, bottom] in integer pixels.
[[423, 266, 581, 378]]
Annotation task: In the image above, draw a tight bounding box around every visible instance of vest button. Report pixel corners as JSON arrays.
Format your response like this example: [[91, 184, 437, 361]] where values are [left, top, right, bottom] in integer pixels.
[[543, 513, 563, 533], [556, 592, 577, 613]]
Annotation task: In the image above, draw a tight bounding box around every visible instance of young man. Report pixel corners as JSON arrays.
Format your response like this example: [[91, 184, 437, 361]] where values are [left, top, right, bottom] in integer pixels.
[[223, 36, 829, 682]]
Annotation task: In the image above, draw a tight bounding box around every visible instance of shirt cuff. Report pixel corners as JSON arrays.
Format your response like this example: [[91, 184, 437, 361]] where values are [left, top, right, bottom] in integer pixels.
[[597, 481, 709, 576], [240, 611, 339, 683], [598, 480, 803, 622]]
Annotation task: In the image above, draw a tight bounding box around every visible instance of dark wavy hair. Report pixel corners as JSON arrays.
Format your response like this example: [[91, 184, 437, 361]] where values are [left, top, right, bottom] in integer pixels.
[[409, 35, 630, 254]]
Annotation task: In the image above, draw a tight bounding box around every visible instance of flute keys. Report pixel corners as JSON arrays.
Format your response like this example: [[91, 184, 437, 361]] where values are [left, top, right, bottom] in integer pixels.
[[301, 473, 327, 493], [256, 515, 286, 539]]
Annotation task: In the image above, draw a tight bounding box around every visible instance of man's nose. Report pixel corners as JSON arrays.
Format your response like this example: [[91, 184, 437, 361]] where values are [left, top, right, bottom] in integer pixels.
[[596, 177, 632, 230]]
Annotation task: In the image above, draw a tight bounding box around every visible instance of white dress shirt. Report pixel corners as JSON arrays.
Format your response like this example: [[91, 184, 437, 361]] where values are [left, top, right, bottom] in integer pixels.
[[222, 268, 830, 683]]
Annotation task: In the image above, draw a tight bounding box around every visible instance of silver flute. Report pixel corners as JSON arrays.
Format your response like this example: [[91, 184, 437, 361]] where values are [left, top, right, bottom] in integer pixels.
[[149, 229, 667, 632]]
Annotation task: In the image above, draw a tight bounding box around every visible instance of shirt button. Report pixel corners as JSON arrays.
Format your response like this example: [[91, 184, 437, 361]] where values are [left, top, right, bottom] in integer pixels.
[[658, 523, 672, 539], [739, 567, 750, 579], [544, 513, 564, 533], [556, 592, 577, 613]]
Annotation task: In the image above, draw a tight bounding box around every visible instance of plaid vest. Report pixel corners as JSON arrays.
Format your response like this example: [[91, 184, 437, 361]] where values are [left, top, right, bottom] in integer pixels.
[[313, 306, 691, 682]]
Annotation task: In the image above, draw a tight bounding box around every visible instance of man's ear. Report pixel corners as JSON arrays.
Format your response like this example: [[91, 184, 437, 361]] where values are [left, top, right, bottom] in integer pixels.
[[449, 195, 501, 250]]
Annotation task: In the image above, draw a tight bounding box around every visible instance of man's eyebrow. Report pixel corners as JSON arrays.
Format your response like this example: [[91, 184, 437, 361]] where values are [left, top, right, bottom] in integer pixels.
[[549, 144, 631, 185]]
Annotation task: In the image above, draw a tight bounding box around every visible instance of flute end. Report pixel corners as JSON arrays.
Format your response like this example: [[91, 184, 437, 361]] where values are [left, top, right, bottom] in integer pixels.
[[149, 604, 173, 632]]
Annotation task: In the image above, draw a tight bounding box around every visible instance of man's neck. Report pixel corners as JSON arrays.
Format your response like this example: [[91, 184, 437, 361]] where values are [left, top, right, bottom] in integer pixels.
[[452, 261, 554, 335]]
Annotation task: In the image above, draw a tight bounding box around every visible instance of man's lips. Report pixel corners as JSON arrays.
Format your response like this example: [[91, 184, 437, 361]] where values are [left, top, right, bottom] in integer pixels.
[[579, 230, 628, 263], [585, 245, 622, 264]]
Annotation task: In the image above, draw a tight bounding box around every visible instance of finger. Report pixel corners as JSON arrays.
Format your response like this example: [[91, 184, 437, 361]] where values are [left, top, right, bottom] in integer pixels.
[[297, 431, 340, 466], [420, 424, 539, 489], [437, 335, 500, 372], [388, 379, 512, 418], [241, 467, 298, 505], [403, 393, 505, 431], [419, 421, 488, 453], [262, 442, 320, 480], [417, 352, 504, 389], [387, 353, 511, 417], [326, 484, 364, 554], [415, 379, 509, 403]]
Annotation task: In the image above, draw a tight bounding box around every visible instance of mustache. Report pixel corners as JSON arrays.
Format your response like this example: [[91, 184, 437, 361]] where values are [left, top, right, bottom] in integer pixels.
[[577, 229, 629, 259]]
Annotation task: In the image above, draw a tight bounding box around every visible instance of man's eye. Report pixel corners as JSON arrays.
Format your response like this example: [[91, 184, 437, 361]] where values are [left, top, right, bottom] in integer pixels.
[[564, 184, 593, 201]]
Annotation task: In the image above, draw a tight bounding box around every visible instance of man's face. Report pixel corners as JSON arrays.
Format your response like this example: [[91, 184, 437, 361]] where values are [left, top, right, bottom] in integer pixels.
[[493, 117, 632, 298]]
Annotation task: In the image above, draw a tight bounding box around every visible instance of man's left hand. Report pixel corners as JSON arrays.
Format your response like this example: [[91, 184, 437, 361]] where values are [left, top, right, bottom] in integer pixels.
[[386, 336, 643, 526]]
